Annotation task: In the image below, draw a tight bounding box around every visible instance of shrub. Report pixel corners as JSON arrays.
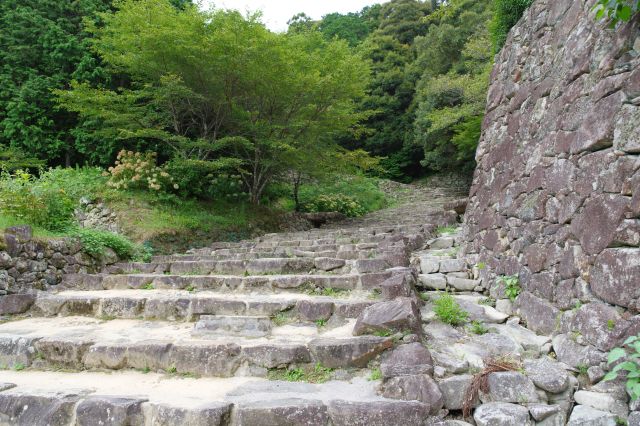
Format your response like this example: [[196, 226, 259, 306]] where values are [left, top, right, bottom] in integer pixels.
[[433, 292, 469, 325], [0, 170, 75, 232], [302, 194, 366, 217], [298, 175, 387, 215], [105, 150, 178, 193], [166, 159, 247, 201], [38, 167, 106, 202], [489, 0, 533, 52], [72, 228, 138, 259], [604, 335, 640, 400]]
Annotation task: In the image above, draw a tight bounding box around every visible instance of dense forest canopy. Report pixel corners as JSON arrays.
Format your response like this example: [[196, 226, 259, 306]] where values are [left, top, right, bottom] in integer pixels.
[[0, 0, 555, 187]]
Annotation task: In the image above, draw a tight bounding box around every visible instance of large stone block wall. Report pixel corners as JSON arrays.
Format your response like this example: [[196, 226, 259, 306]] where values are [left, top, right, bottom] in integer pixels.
[[0, 226, 120, 312], [462, 0, 640, 353]]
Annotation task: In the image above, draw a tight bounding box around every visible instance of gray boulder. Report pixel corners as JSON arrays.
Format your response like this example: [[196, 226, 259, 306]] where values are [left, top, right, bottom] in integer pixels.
[[479, 371, 539, 404], [0, 294, 35, 315], [380, 342, 434, 378], [567, 405, 617, 426], [473, 402, 533, 426], [353, 298, 422, 336], [438, 375, 474, 410], [524, 357, 570, 393], [380, 374, 443, 415]]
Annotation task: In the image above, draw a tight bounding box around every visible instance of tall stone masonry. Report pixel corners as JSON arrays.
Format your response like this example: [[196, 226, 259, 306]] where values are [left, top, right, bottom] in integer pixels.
[[462, 0, 640, 354]]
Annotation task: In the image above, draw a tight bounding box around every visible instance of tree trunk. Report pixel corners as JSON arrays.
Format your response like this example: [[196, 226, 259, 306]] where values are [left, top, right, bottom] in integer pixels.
[[293, 172, 302, 212]]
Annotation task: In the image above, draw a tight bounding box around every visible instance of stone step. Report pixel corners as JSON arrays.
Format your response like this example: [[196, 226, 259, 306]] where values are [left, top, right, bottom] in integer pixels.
[[61, 271, 396, 293], [31, 290, 376, 322], [107, 256, 400, 275], [193, 315, 273, 338], [151, 245, 393, 261], [0, 371, 434, 426], [0, 317, 393, 376]]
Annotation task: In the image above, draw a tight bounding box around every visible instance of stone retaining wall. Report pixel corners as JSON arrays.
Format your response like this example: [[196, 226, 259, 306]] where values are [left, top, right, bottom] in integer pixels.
[[0, 226, 120, 310], [462, 0, 640, 356]]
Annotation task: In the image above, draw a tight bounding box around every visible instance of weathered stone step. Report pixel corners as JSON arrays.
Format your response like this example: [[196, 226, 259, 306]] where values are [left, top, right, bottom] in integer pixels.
[[109, 255, 404, 277], [0, 371, 433, 426], [0, 317, 394, 376], [62, 271, 396, 293], [31, 290, 376, 322]]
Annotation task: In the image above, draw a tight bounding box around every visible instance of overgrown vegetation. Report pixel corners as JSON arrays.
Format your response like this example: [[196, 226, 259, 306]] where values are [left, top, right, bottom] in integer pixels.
[[489, 0, 533, 52], [604, 335, 640, 400], [433, 292, 469, 326]]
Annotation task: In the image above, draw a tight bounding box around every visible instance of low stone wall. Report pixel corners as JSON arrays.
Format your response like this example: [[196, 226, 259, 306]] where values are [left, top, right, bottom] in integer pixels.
[[0, 226, 120, 313], [462, 0, 640, 367]]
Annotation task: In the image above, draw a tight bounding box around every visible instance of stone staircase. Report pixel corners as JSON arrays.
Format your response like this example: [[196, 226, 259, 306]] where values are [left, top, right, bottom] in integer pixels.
[[1, 181, 622, 426], [0, 182, 468, 426]]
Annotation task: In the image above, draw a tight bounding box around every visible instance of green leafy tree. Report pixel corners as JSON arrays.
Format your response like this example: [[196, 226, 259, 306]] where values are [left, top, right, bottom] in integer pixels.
[[0, 0, 113, 165], [412, 0, 492, 173], [57, 0, 369, 204], [341, 0, 434, 181]]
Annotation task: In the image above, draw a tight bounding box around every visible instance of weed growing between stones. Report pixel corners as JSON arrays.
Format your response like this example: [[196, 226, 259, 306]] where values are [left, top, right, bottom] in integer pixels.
[[185, 284, 195, 292], [368, 289, 381, 300], [477, 297, 496, 307], [576, 363, 589, 377], [419, 292, 430, 302], [433, 292, 469, 326], [499, 275, 520, 301], [315, 319, 327, 327], [468, 320, 488, 335], [271, 310, 294, 326], [13, 363, 25, 371], [368, 367, 382, 381], [141, 283, 154, 290], [436, 225, 458, 235], [268, 363, 335, 383], [604, 335, 640, 400]]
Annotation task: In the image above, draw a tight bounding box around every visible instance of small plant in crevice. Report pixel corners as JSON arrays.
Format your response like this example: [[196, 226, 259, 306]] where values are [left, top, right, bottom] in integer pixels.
[[13, 363, 25, 371], [468, 320, 488, 335], [268, 363, 334, 384], [373, 329, 394, 337], [604, 335, 640, 400], [433, 292, 469, 326], [499, 275, 520, 302], [608, 319, 616, 330], [368, 368, 382, 381], [477, 297, 496, 307], [419, 292, 430, 302], [315, 319, 327, 328], [271, 311, 292, 327], [576, 363, 589, 377], [141, 283, 155, 290], [436, 225, 458, 235]]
